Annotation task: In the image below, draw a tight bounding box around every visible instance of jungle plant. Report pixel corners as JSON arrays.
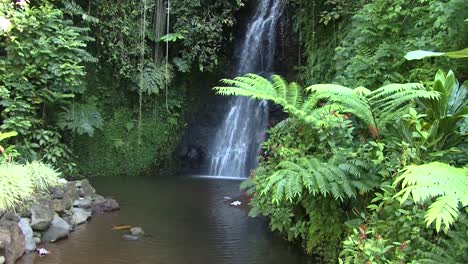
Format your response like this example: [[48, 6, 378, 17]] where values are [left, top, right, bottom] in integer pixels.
[[0, 131, 18, 160], [394, 162, 468, 233], [0, 163, 33, 210], [417, 70, 467, 151], [214, 74, 439, 137], [25, 161, 60, 191], [262, 153, 379, 204], [0, 1, 97, 165]]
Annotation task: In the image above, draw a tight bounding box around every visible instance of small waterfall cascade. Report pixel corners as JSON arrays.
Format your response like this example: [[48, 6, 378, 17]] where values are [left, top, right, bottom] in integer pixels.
[[209, 0, 284, 177]]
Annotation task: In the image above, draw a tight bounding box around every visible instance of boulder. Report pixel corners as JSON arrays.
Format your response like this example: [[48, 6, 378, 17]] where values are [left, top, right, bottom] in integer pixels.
[[70, 208, 91, 226], [92, 198, 120, 213], [63, 182, 79, 202], [130, 227, 144, 236], [30, 205, 54, 231], [49, 186, 65, 199], [0, 221, 25, 264], [73, 197, 92, 209], [78, 180, 96, 198], [17, 219, 35, 252], [36, 197, 72, 214], [42, 214, 71, 243], [0, 213, 19, 223]]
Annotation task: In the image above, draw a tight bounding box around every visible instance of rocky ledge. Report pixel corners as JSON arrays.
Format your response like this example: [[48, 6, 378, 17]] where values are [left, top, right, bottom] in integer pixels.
[[0, 179, 119, 264]]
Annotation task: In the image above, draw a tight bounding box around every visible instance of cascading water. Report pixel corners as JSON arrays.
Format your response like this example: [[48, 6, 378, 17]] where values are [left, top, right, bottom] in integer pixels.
[[209, 0, 284, 178]]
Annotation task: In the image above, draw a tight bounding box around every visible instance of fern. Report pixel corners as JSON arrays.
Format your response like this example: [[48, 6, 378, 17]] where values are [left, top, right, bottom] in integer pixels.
[[394, 162, 468, 232], [137, 63, 174, 95], [57, 103, 103, 136], [414, 215, 468, 263], [261, 155, 379, 204], [214, 74, 439, 135], [62, 0, 99, 24]]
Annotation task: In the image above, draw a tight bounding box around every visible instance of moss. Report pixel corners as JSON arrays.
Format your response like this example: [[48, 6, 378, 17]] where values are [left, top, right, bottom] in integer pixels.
[[73, 108, 183, 177]]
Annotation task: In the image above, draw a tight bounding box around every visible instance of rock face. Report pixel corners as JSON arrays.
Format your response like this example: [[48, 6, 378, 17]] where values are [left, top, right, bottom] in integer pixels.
[[42, 215, 71, 243], [92, 198, 120, 213], [17, 219, 35, 252], [70, 208, 91, 226], [0, 221, 25, 264], [30, 205, 54, 231]]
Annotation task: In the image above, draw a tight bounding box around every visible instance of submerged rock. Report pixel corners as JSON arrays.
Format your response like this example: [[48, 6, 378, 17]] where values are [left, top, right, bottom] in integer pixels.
[[70, 208, 91, 226], [30, 205, 54, 231], [130, 227, 144, 236], [18, 218, 36, 252], [42, 214, 71, 243], [122, 235, 139, 241], [0, 221, 25, 264]]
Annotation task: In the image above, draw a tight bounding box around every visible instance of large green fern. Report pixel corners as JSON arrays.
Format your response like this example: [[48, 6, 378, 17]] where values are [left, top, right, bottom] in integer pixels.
[[261, 154, 379, 204], [394, 162, 468, 232], [214, 74, 439, 135]]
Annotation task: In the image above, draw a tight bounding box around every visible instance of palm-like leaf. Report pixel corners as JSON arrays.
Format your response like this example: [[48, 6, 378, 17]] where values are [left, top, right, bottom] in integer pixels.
[[214, 74, 439, 135]]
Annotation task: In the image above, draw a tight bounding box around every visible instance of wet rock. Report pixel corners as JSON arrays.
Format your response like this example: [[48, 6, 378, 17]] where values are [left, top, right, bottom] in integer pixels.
[[78, 180, 96, 198], [73, 197, 92, 209], [130, 227, 144, 236], [92, 198, 120, 213], [0, 212, 19, 223], [0, 221, 25, 264], [42, 214, 70, 243], [50, 186, 65, 199], [18, 218, 36, 252], [37, 197, 72, 214], [122, 235, 139, 241], [63, 182, 79, 202], [70, 208, 91, 226], [57, 178, 68, 185], [30, 205, 54, 231]]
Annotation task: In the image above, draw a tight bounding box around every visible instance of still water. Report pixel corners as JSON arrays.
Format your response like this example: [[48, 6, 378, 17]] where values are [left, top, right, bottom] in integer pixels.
[[18, 176, 312, 264]]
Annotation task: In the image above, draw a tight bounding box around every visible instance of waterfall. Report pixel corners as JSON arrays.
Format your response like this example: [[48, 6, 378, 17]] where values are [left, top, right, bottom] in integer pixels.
[[209, 0, 284, 178]]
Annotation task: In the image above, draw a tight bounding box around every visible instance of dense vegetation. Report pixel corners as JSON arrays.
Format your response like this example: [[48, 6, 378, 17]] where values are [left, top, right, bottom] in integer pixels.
[[0, 0, 467, 263]]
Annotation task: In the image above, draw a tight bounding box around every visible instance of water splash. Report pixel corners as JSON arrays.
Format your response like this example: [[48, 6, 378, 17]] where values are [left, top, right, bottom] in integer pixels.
[[209, 0, 284, 177]]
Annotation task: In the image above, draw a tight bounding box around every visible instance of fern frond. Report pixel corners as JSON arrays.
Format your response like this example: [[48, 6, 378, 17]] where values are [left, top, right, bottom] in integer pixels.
[[394, 162, 468, 232]]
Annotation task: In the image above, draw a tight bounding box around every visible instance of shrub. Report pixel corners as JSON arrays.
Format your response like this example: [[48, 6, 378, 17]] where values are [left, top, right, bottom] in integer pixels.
[[0, 163, 34, 210], [25, 161, 61, 192]]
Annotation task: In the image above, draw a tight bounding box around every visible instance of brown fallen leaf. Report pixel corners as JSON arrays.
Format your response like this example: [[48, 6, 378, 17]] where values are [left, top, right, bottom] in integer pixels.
[[112, 225, 133, 230]]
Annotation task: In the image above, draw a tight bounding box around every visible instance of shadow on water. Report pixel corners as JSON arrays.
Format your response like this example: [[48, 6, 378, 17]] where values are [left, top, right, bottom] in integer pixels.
[[18, 176, 313, 264]]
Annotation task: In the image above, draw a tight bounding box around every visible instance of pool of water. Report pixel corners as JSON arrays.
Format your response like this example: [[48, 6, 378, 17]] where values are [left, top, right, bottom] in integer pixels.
[[18, 176, 312, 264]]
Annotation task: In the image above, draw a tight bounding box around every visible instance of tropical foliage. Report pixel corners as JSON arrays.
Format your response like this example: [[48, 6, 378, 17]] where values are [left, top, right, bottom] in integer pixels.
[[215, 69, 467, 262]]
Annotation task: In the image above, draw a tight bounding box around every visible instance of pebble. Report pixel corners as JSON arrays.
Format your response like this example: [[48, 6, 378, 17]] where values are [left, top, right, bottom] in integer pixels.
[[34, 237, 41, 244]]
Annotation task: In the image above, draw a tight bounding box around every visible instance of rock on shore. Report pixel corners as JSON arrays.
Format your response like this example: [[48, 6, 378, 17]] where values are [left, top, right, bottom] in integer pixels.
[[0, 179, 119, 263]]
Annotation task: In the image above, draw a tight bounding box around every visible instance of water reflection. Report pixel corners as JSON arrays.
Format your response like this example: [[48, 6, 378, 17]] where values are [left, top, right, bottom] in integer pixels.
[[18, 176, 312, 264]]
